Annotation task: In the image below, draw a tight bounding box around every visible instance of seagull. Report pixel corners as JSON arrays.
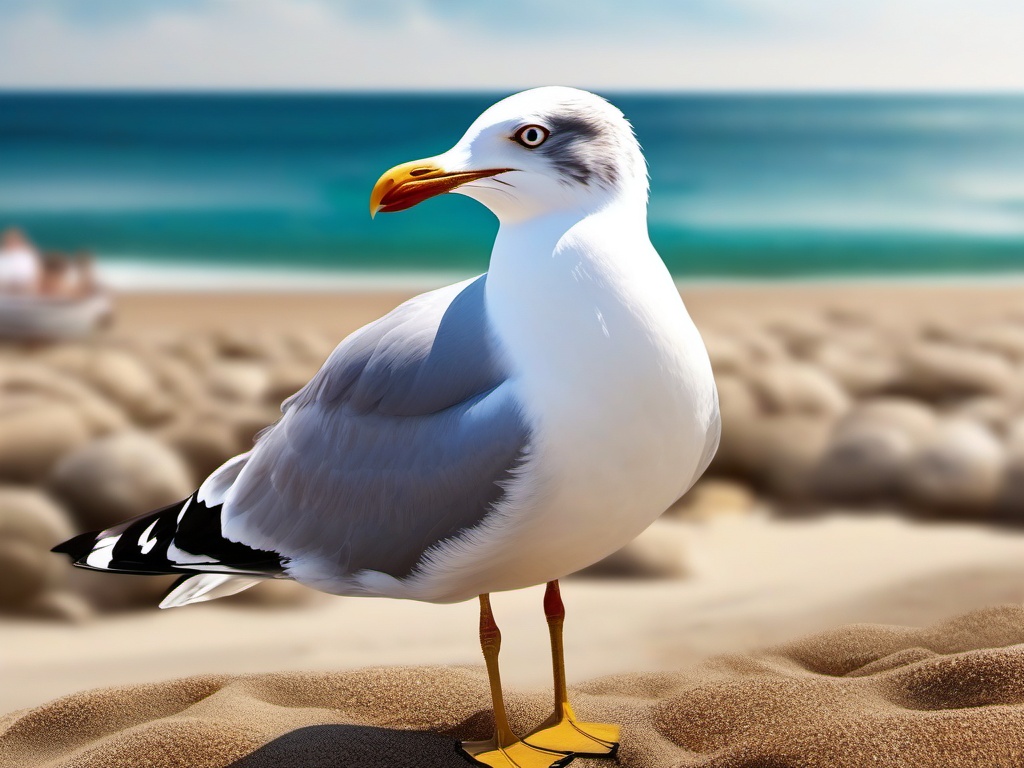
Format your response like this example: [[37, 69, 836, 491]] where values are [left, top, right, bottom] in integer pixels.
[[54, 87, 720, 768]]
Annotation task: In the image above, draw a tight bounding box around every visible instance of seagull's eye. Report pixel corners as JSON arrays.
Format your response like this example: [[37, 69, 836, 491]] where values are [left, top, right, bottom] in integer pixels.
[[513, 124, 550, 148]]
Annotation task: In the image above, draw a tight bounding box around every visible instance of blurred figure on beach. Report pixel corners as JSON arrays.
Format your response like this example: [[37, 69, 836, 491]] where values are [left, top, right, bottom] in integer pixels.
[[0, 227, 99, 298], [40, 253, 99, 298], [0, 227, 41, 294]]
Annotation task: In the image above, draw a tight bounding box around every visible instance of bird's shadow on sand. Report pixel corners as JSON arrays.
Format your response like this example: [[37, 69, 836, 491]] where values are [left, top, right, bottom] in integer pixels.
[[226, 724, 472, 768]]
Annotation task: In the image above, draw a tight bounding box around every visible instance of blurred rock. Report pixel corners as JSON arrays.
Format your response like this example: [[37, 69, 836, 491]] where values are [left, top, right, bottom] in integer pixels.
[[747, 361, 850, 418], [707, 374, 760, 476], [822, 306, 878, 328], [963, 322, 1024, 363], [813, 420, 916, 502], [0, 487, 75, 612], [284, 329, 335, 364], [714, 403, 833, 498], [212, 329, 270, 360], [811, 345, 898, 397], [49, 432, 193, 531], [166, 336, 218, 371], [849, 397, 939, 442], [0, 396, 92, 483], [17, 589, 93, 622], [810, 398, 938, 503], [703, 331, 748, 376], [736, 329, 788, 363], [267, 360, 315, 404], [948, 396, 1017, 437], [997, 418, 1024, 515], [207, 360, 270, 403], [0, 362, 129, 436], [904, 418, 1005, 513], [667, 479, 758, 520], [0, 486, 75, 547], [157, 419, 238, 483], [0, 539, 52, 608], [764, 311, 831, 358], [919, 317, 963, 344], [137, 351, 208, 405], [41, 347, 174, 426], [898, 342, 1017, 400], [753, 414, 835, 499], [576, 520, 688, 579], [1006, 418, 1024, 456]]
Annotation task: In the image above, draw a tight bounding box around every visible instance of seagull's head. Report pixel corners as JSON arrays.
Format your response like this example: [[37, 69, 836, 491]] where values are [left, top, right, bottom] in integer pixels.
[[371, 87, 648, 223]]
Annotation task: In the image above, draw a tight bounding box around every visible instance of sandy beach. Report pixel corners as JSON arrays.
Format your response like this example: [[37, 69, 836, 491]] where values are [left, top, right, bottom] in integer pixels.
[[6, 281, 1024, 766], [107, 279, 1024, 332]]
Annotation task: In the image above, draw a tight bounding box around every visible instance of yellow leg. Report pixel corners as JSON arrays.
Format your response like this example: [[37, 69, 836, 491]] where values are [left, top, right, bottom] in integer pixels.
[[460, 594, 573, 768], [523, 581, 620, 758]]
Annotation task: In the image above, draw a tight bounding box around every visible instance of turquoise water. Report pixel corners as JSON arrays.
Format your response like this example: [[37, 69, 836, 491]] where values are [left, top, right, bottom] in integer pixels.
[[2, 93, 1024, 281]]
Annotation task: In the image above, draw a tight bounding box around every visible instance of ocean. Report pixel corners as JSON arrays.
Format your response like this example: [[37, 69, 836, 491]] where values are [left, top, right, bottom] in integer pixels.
[[2, 93, 1024, 287]]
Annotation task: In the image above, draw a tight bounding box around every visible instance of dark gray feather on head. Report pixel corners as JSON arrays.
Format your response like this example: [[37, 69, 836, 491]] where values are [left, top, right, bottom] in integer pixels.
[[536, 107, 635, 190]]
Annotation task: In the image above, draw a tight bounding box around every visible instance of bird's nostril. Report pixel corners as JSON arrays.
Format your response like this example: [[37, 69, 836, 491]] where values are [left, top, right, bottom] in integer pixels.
[[409, 167, 435, 177]]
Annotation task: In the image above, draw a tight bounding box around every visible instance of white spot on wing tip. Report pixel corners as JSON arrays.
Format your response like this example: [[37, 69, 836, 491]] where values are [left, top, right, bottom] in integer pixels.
[[138, 520, 159, 555], [176, 496, 192, 524], [85, 534, 121, 569]]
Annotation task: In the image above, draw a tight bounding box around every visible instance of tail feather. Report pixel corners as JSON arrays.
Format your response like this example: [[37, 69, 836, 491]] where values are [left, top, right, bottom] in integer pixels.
[[51, 492, 286, 582], [51, 531, 104, 561], [160, 574, 262, 609]]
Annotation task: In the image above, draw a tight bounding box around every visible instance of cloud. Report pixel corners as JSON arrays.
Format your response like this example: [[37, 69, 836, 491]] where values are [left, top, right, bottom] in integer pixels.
[[0, 0, 1022, 91]]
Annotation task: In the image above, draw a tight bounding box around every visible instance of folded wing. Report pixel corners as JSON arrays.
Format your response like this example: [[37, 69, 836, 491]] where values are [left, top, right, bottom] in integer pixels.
[[213, 274, 530, 583]]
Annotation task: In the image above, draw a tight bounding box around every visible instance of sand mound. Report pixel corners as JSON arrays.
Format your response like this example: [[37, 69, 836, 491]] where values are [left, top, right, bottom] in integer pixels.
[[4, 606, 1024, 767]]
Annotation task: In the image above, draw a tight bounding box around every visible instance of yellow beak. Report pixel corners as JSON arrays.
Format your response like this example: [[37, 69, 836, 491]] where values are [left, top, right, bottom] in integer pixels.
[[370, 160, 513, 217]]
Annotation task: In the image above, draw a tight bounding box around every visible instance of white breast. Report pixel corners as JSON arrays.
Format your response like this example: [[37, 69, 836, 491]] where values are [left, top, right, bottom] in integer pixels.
[[404, 204, 718, 602]]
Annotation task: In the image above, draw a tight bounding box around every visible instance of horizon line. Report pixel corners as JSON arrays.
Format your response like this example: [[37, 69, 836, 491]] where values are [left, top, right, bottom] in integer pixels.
[[2, 86, 1024, 98]]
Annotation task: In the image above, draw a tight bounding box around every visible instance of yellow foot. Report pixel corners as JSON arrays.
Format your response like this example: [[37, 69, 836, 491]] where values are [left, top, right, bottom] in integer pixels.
[[523, 705, 619, 758], [459, 737, 574, 768]]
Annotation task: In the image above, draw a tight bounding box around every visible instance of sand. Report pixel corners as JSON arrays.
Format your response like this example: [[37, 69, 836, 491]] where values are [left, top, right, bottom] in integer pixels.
[[4, 604, 1024, 767], [110, 280, 1024, 333]]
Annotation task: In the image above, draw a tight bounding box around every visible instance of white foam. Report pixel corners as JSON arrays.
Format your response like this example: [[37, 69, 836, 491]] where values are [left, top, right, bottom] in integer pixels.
[[96, 259, 472, 293]]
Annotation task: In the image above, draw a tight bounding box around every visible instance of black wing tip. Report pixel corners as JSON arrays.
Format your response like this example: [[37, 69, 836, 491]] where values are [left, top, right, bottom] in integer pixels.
[[51, 530, 100, 562]]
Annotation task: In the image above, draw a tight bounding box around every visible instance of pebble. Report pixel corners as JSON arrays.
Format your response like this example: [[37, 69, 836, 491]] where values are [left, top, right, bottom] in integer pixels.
[[207, 360, 270, 403], [903, 418, 1006, 513], [813, 420, 917, 502], [0, 396, 92, 483], [157, 418, 239, 482], [7, 312, 1024, 618], [0, 487, 76, 613], [41, 346, 174, 426], [49, 431, 194, 531], [898, 342, 1018, 400], [746, 361, 850, 418], [668, 479, 758, 520], [707, 374, 760, 476]]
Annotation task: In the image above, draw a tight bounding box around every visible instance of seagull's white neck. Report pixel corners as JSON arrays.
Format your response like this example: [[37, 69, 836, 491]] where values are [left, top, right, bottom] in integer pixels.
[[477, 188, 716, 593], [484, 188, 681, 392], [488, 191, 648, 275]]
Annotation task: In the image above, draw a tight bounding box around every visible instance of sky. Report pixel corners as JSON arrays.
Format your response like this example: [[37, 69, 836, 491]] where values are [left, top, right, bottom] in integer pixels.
[[1, 0, 1023, 92]]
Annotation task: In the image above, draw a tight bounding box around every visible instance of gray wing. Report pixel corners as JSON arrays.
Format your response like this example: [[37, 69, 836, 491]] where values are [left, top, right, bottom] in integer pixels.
[[215, 275, 530, 581]]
